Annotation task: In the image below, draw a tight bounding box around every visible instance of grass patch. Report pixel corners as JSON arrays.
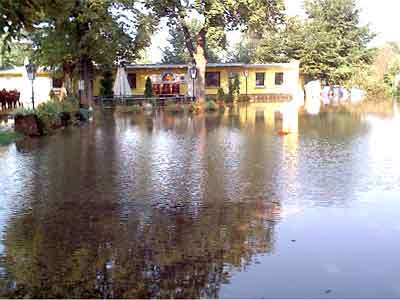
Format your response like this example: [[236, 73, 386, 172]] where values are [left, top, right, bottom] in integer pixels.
[[0, 130, 23, 146]]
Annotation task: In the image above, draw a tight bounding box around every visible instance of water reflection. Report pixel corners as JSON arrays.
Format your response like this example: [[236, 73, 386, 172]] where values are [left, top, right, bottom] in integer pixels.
[[0, 106, 391, 298]]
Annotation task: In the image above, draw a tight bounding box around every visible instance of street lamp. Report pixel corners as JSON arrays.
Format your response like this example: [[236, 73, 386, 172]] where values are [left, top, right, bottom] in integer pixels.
[[243, 69, 249, 96], [25, 61, 37, 110], [190, 64, 197, 101]]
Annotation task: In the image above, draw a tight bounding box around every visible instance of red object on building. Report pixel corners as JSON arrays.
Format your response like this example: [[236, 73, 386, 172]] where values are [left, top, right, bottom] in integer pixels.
[[152, 84, 161, 95], [162, 84, 171, 95], [172, 83, 180, 95]]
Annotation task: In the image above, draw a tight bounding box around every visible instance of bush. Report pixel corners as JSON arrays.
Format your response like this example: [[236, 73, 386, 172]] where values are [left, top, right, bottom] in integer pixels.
[[205, 100, 218, 112], [216, 88, 225, 102], [12, 107, 34, 117], [0, 130, 23, 146], [144, 77, 153, 98], [36, 101, 63, 133]]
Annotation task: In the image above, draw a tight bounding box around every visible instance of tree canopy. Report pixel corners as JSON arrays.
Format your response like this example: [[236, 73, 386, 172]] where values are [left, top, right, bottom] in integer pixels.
[[28, 0, 158, 103], [146, 0, 285, 102], [162, 19, 221, 64]]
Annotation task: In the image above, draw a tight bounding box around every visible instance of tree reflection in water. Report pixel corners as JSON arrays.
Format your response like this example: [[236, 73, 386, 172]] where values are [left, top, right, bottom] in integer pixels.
[[0, 109, 282, 298]]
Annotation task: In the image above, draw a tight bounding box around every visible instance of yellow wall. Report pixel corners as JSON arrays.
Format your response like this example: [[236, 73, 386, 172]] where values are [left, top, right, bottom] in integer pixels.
[[205, 64, 300, 96], [93, 62, 300, 97]]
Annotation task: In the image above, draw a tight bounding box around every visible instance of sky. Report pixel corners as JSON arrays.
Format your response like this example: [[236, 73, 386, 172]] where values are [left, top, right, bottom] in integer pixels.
[[147, 0, 400, 63]]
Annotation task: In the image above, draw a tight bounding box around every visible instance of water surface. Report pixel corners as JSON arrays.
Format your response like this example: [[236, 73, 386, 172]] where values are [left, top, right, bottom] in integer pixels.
[[0, 107, 400, 298]]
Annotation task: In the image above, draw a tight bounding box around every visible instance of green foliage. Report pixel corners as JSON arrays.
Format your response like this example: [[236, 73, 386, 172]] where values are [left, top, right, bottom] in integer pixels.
[[216, 88, 225, 102], [0, 0, 48, 49], [0, 130, 23, 146], [36, 101, 63, 133], [248, 0, 375, 84], [232, 75, 241, 100], [144, 77, 153, 98], [0, 40, 32, 69], [300, 0, 375, 83], [100, 65, 114, 98], [204, 100, 218, 112], [28, 0, 158, 103], [162, 20, 221, 64], [12, 107, 35, 117]]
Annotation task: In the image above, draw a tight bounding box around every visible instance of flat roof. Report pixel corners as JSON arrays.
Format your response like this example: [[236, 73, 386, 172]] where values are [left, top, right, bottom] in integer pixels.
[[126, 62, 299, 70]]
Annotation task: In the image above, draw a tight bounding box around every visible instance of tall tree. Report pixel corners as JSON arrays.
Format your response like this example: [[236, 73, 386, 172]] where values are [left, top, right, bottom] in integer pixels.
[[300, 0, 374, 83], [146, 0, 285, 102], [30, 0, 157, 105], [162, 19, 220, 64], [0, 0, 49, 49]]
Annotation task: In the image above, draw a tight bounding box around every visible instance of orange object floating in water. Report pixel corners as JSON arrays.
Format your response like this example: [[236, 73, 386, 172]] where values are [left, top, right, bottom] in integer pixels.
[[277, 131, 290, 136]]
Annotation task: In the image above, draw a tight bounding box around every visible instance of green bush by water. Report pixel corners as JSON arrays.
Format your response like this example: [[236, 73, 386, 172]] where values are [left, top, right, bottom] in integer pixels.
[[12, 107, 35, 117], [0, 131, 23, 146]]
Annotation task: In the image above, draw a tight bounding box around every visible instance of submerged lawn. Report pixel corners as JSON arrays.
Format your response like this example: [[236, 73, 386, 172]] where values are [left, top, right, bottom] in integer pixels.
[[0, 131, 23, 146]]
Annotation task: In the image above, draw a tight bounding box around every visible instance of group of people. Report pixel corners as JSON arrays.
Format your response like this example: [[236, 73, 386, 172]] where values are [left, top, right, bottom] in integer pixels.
[[321, 85, 365, 105], [0, 89, 21, 111]]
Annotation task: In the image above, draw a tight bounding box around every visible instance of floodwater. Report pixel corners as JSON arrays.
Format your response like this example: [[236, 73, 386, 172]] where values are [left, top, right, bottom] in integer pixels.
[[1, 105, 400, 298]]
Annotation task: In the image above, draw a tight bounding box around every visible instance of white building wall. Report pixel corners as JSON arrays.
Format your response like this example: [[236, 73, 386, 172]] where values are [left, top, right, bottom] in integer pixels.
[[0, 67, 52, 109]]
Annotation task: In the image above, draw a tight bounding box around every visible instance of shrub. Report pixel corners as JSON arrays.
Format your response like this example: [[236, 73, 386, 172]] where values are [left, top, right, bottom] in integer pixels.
[[12, 107, 34, 117], [205, 100, 218, 112], [216, 88, 225, 102], [144, 77, 153, 98], [0, 130, 23, 146], [36, 101, 63, 133]]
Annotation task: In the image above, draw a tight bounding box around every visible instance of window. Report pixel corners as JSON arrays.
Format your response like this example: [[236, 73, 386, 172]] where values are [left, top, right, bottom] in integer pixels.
[[275, 72, 284, 85], [52, 78, 63, 88], [205, 72, 220, 87], [127, 73, 136, 89], [255, 72, 265, 87]]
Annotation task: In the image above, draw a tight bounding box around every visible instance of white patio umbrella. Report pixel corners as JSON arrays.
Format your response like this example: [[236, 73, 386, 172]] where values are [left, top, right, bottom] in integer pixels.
[[113, 67, 132, 100]]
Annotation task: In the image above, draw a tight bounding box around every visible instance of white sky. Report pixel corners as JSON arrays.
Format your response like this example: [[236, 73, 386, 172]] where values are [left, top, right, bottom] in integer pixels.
[[147, 0, 400, 63]]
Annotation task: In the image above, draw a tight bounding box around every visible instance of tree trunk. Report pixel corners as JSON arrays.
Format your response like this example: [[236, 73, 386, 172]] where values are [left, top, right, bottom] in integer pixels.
[[79, 55, 93, 107], [194, 28, 208, 103], [62, 62, 75, 96]]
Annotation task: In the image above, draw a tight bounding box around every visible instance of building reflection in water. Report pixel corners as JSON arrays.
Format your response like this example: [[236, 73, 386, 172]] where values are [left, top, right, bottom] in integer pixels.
[[0, 107, 283, 298]]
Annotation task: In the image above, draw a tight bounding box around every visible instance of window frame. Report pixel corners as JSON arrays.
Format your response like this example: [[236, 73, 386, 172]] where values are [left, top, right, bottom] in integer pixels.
[[255, 72, 265, 88], [275, 72, 284, 86], [205, 72, 221, 88], [127, 73, 137, 89]]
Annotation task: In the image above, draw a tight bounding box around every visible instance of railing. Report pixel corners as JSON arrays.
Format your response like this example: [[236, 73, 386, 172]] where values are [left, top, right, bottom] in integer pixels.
[[97, 95, 196, 108]]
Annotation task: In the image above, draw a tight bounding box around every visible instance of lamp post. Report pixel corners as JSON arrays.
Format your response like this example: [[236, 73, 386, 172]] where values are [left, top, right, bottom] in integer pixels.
[[243, 69, 249, 96], [190, 64, 197, 101], [25, 61, 37, 110]]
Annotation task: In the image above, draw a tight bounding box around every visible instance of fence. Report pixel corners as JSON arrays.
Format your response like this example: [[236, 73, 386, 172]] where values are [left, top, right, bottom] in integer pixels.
[[97, 95, 196, 108]]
